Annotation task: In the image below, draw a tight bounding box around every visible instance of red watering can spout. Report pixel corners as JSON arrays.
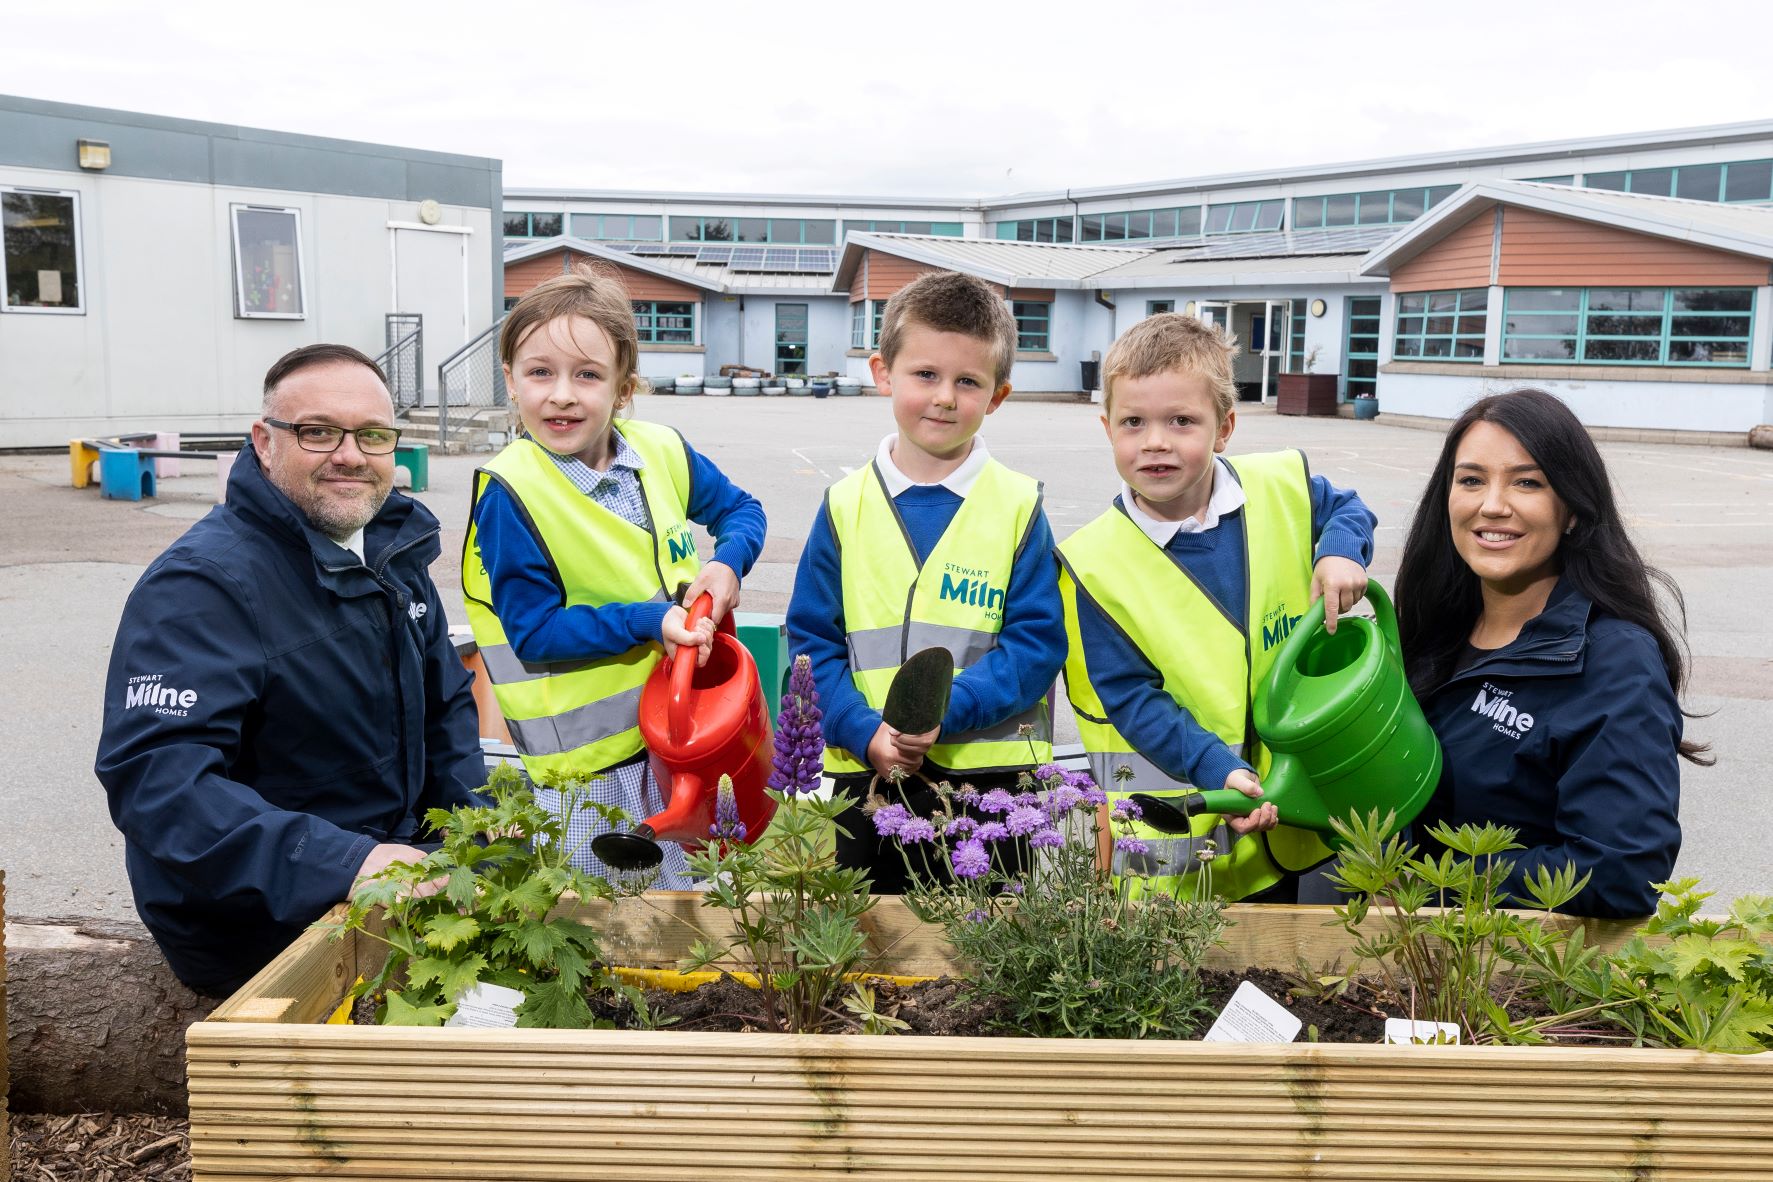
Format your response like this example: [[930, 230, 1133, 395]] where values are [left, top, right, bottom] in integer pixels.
[[590, 592, 778, 874]]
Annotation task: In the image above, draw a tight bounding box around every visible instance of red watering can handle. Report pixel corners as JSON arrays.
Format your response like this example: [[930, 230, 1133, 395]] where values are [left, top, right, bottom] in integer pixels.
[[668, 592, 715, 746]]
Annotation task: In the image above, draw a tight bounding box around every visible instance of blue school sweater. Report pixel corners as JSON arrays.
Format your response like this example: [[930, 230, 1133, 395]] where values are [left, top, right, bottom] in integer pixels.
[[472, 438, 767, 663], [787, 483, 1066, 765], [1075, 472, 1375, 794]]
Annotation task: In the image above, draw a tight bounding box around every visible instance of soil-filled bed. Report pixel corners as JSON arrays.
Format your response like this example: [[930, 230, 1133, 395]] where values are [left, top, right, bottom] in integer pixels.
[[186, 897, 1773, 1181]]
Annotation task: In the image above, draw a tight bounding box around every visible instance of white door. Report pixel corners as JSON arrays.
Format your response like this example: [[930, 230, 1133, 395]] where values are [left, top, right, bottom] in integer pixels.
[[391, 226, 469, 400]]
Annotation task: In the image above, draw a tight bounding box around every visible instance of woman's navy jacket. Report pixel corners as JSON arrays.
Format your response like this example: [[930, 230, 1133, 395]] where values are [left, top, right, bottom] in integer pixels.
[[1416, 579, 1683, 918], [95, 447, 488, 993]]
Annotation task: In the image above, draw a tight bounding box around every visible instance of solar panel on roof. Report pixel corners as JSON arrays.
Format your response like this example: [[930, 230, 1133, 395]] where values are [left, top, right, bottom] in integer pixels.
[[696, 246, 734, 264], [668, 243, 701, 256], [764, 249, 798, 268]]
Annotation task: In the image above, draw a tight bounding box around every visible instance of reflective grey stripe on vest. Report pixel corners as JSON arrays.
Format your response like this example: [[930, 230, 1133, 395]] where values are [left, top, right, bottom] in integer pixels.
[[845, 622, 1000, 673], [951, 702, 1050, 746], [1111, 827, 1233, 879], [478, 643, 602, 685], [502, 684, 646, 758], [1085, 745, 1243, 795]]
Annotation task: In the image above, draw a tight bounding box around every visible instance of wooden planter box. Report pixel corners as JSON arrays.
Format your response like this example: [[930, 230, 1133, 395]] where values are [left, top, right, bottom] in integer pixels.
[[1276, 373, 1340, 417], [188, 897, 1773, 1181]]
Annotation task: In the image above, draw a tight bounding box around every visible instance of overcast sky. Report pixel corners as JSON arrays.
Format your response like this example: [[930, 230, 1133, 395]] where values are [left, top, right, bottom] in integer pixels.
[[7, 0, 1772, 199]]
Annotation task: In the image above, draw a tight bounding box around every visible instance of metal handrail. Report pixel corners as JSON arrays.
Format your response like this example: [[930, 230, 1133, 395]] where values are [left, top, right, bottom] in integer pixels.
[[376, 313, 423, 411], [435, 315, 506, 449]]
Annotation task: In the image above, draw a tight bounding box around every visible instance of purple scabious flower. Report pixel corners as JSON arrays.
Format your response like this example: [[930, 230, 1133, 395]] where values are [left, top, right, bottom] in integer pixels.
[[952, 783, 980, 805], [945, 816, 979, 838], [766, 655, 825, 797], [896, 817, 936, 844], [1118, 837, 1151, 856], [1005, 881, 1025, 895], [1005, 805, 1045, 837], [1110, 798, 1144, 822], [1034, 762, 1067, 783], [1013, 792, 1038, 808], [963, 907, 989, 923], [1080, 782, 1108, 807], [951, 838, 990, 879], [1048, 785, 1084, 815], [974, 821, 1009, 844], [710, 775, 747, 842], [1028, 827, 1066, 849], [872, 803, 910, 837], [977, 788, 1016, 815]]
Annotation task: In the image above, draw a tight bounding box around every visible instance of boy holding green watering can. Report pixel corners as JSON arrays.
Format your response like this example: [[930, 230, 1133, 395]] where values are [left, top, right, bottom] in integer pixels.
[[1057, 314, 1377, 902]]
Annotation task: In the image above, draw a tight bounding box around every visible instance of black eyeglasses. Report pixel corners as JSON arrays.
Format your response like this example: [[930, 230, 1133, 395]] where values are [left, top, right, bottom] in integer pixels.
[[264, 418, 402, 455]]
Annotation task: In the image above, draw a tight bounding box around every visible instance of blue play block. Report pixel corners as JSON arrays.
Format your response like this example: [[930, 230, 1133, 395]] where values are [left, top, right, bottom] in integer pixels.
[[99, 448, 157, 501]]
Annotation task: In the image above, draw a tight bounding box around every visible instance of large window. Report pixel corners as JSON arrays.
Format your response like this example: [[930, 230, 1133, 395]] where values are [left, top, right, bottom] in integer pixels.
[[1292, 185, 1460, 230], [2, 187, 82, 313], [632, 300, 695, 345], [994, 217, 1074, 243], [1080, 206, 1202, 241], [569, 212, 663, 241], [231, 204, 305, 319], [843, 220, 963, 236], [1583, 160, 1773, 204], [775, 303, 808, 374], [1288, 301, 1307, 372], [1394, 289, 1487, 361], [1344, 297, 1381, 397], [1013, 301, 1051, 352], [1502, 287, 1752, 367], [502, 211, 563, 238], [672, 216, 832, 244], [1204, 200, 1285, 234], [850, 299, 886, 349]]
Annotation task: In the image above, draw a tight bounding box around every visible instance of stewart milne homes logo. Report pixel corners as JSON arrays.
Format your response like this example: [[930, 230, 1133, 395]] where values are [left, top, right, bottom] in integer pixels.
[[666, 524, 696, 563], [1261, 602, 1304, 651], [938, 562, 1005, 621]]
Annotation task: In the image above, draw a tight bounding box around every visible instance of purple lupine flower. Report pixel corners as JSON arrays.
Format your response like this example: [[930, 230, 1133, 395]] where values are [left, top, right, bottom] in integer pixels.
[[872, 803, 910, 837], [1034, 762, 1067, 783], [766, 655, 825, 797], [977, 788, 1016, 815], [1028, 828, 1066, 849], [896, 817, 936, 844], [1118, 837, 1151, 856], [975, 821, 1009, 844], [1005, 804, 1046, 836], [945, 816, 979, 838], [951, 838, 990, 879], [710, 775, 747, 842], [1110, 798, 1144, 822]]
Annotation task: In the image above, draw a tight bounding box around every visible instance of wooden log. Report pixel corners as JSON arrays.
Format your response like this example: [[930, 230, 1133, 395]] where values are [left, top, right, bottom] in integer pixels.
[[4, 913, 220, 1115]]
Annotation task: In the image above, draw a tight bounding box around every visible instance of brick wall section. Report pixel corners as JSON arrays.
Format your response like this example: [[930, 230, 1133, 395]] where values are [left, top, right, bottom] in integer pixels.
[[862, 250, 944, 300], [504, 248, 706, 303], [1391, 210, 1494, 293], [1497, 207, 1772, 287]]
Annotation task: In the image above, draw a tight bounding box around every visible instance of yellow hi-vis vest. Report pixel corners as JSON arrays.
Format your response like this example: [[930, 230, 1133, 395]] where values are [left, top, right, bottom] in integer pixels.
[[1057, 450, 1335, 901], [461, 420, 702, 782], [823, 457, 1053, 776]]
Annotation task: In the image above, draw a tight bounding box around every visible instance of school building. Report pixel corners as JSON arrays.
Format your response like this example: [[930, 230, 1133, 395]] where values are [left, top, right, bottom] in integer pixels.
[[0, 94, 503, 448], [505, 118, 1773, 439]]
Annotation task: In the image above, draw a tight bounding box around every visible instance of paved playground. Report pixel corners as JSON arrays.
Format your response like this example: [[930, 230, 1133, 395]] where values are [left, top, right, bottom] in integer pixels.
[[2, 397, 1768, 918]]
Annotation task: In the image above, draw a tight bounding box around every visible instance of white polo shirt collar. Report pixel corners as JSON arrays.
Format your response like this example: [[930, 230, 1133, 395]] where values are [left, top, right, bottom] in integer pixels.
[[1121, 456, 1246, 545], [874, 434, 991, 498]]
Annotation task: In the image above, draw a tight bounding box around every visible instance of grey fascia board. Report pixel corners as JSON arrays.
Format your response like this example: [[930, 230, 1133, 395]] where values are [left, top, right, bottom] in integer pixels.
[[1106, 269, 1384, 290], [502, 186, 981, 211]]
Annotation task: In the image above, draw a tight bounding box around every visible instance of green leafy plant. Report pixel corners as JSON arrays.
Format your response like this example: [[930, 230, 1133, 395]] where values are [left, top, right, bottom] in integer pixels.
[[329, 764, 656, 1028], [886, 761, 1227, 1039], [677, 776, 880, 1032], [1326, 809, 1591, 1043]]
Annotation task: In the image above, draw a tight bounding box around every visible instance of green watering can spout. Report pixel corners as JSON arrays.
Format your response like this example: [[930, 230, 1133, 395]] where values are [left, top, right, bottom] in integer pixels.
[[1131, 579, 1441, 847]]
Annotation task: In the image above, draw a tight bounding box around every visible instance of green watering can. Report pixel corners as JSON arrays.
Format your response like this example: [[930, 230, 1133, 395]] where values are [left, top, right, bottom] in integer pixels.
[[1131, 580, 1441, 844]]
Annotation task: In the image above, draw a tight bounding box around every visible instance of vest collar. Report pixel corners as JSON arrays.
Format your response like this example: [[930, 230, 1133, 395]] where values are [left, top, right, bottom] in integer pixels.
[[874, 433, 991, 498], [1119, 456, 1245, 545]]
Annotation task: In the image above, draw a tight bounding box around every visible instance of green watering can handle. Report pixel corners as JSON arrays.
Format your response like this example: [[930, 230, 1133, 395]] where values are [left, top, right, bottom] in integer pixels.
[[1260, 578, 1399, 706]]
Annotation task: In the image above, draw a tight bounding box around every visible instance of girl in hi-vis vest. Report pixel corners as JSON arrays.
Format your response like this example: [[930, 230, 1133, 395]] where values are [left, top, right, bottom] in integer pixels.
[[462, 263, 766, 887]]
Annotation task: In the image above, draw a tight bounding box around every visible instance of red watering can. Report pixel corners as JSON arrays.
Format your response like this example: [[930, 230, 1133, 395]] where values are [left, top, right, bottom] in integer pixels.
[[591, 593, 777, 872]]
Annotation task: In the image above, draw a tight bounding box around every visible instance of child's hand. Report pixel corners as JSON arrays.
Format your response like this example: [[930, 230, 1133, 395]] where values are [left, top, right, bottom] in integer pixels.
[[890, 725, 940, 765], [1310, 556, 1368, 635], [683, 560, 741, 624], [866, 723, 907, 779], [661, 604, 715, 667], [1222, 767, 1279, 836]]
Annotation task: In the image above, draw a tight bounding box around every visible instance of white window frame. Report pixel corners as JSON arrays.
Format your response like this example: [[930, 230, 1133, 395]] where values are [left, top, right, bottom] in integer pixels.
[[230, 203, 308, 320], [1, 185, 86, 315]]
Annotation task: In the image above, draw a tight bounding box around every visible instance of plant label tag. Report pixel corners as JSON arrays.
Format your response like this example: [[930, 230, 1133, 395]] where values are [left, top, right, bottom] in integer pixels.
[[446, 981, 525, 1028], [1383, 1018, 1461, 1045], [1202, 980, 1302, 1044]]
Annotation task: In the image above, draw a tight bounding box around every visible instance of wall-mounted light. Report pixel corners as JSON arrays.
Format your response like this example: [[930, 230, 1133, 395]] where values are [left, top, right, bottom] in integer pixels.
[[1310, 298, 1328, 318], [77, 139, 111, 170]]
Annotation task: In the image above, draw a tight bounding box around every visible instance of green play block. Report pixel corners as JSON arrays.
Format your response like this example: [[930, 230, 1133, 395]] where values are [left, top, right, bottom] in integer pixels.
[[395, 441, 429, 492], [734, 611, 790, 722]]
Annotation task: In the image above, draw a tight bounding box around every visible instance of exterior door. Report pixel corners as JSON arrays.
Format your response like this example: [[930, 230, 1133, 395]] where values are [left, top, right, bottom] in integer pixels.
[[392, 226, 469, 400], [1344, 297, 1382, 399], [775, 303, 808, 375], [1197, 301, 1230, 331]]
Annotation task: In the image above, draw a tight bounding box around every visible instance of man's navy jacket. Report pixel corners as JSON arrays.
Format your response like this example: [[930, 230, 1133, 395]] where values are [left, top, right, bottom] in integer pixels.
[[95, 446, 487, 993], [1416, 579, 1683, 918]]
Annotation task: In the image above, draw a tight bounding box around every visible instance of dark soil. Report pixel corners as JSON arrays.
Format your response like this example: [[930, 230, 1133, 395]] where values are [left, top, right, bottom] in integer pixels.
[[8, 1112, 190, 1181]]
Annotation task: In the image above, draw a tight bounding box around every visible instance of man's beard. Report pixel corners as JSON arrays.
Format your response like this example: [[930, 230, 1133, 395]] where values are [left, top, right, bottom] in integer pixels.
[[295, 466, 391, 541]]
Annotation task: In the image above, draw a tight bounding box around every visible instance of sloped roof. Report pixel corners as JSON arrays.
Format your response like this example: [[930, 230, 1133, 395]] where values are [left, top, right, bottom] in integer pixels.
[[504, 236, 727, 293], [832, 233, 1149, 291], [1360, 181, 1773, 275], [1088, 251, 1377, 288]]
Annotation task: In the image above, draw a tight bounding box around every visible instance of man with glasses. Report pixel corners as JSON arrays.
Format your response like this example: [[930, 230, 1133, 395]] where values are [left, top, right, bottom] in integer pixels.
[[96, 343, 487, 995]]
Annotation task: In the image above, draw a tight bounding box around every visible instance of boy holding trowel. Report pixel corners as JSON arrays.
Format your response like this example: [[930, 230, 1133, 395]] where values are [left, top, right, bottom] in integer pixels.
[[786, 271, 1067, 892]]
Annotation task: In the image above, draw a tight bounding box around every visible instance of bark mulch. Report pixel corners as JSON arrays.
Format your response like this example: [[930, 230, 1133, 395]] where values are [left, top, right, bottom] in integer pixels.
[[9, 1113, 190, 1181]]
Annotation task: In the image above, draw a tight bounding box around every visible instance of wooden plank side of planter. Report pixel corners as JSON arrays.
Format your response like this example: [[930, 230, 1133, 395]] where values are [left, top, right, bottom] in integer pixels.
[[186, 1024, 1773, 1181]]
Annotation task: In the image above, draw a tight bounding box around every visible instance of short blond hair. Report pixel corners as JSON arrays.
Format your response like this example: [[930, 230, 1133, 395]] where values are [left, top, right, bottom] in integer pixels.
[[499, 260, 643, 398], [1102, 313, 1238, 421], [877, 271, 1017, 388]]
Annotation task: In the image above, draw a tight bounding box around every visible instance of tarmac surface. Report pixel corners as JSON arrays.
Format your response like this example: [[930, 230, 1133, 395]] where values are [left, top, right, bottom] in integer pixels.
[[2, 396, 1768, 919]]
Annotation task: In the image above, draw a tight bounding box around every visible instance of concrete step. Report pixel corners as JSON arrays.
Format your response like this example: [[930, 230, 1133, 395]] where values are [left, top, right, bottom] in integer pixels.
[[398, 408, 510, 455]]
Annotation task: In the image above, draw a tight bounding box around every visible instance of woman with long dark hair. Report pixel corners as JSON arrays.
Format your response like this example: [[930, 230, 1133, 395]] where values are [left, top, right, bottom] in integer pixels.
[[1395, 388, 1708, 917]]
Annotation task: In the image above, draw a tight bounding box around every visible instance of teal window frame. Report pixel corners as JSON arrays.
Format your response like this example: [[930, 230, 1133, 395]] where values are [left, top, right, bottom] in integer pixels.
[[1204, 200, 1285, 234], [1013, 301, 1051, 351], [994, 217, 1075, 243], [1079, 206, 1202, 241], [1147, 299, 1174, 316], [671, 216, 833, 243], [775, 302, 809, 374], [1581, 159, 1773, 204], [872, 300, 885, 347], [1394, 288, 1488, 362], [570, 212, 664, 241], [1501, 287, 1754, 367], [503, 211, 563, 238], [1293, 185, 1459, 230], [1344, 297, 1381, 398], [842, 219, 963, 236], [850, 300, 866, 349], [1288, 301, 1307, 373], [632, 300, 696, 345]]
